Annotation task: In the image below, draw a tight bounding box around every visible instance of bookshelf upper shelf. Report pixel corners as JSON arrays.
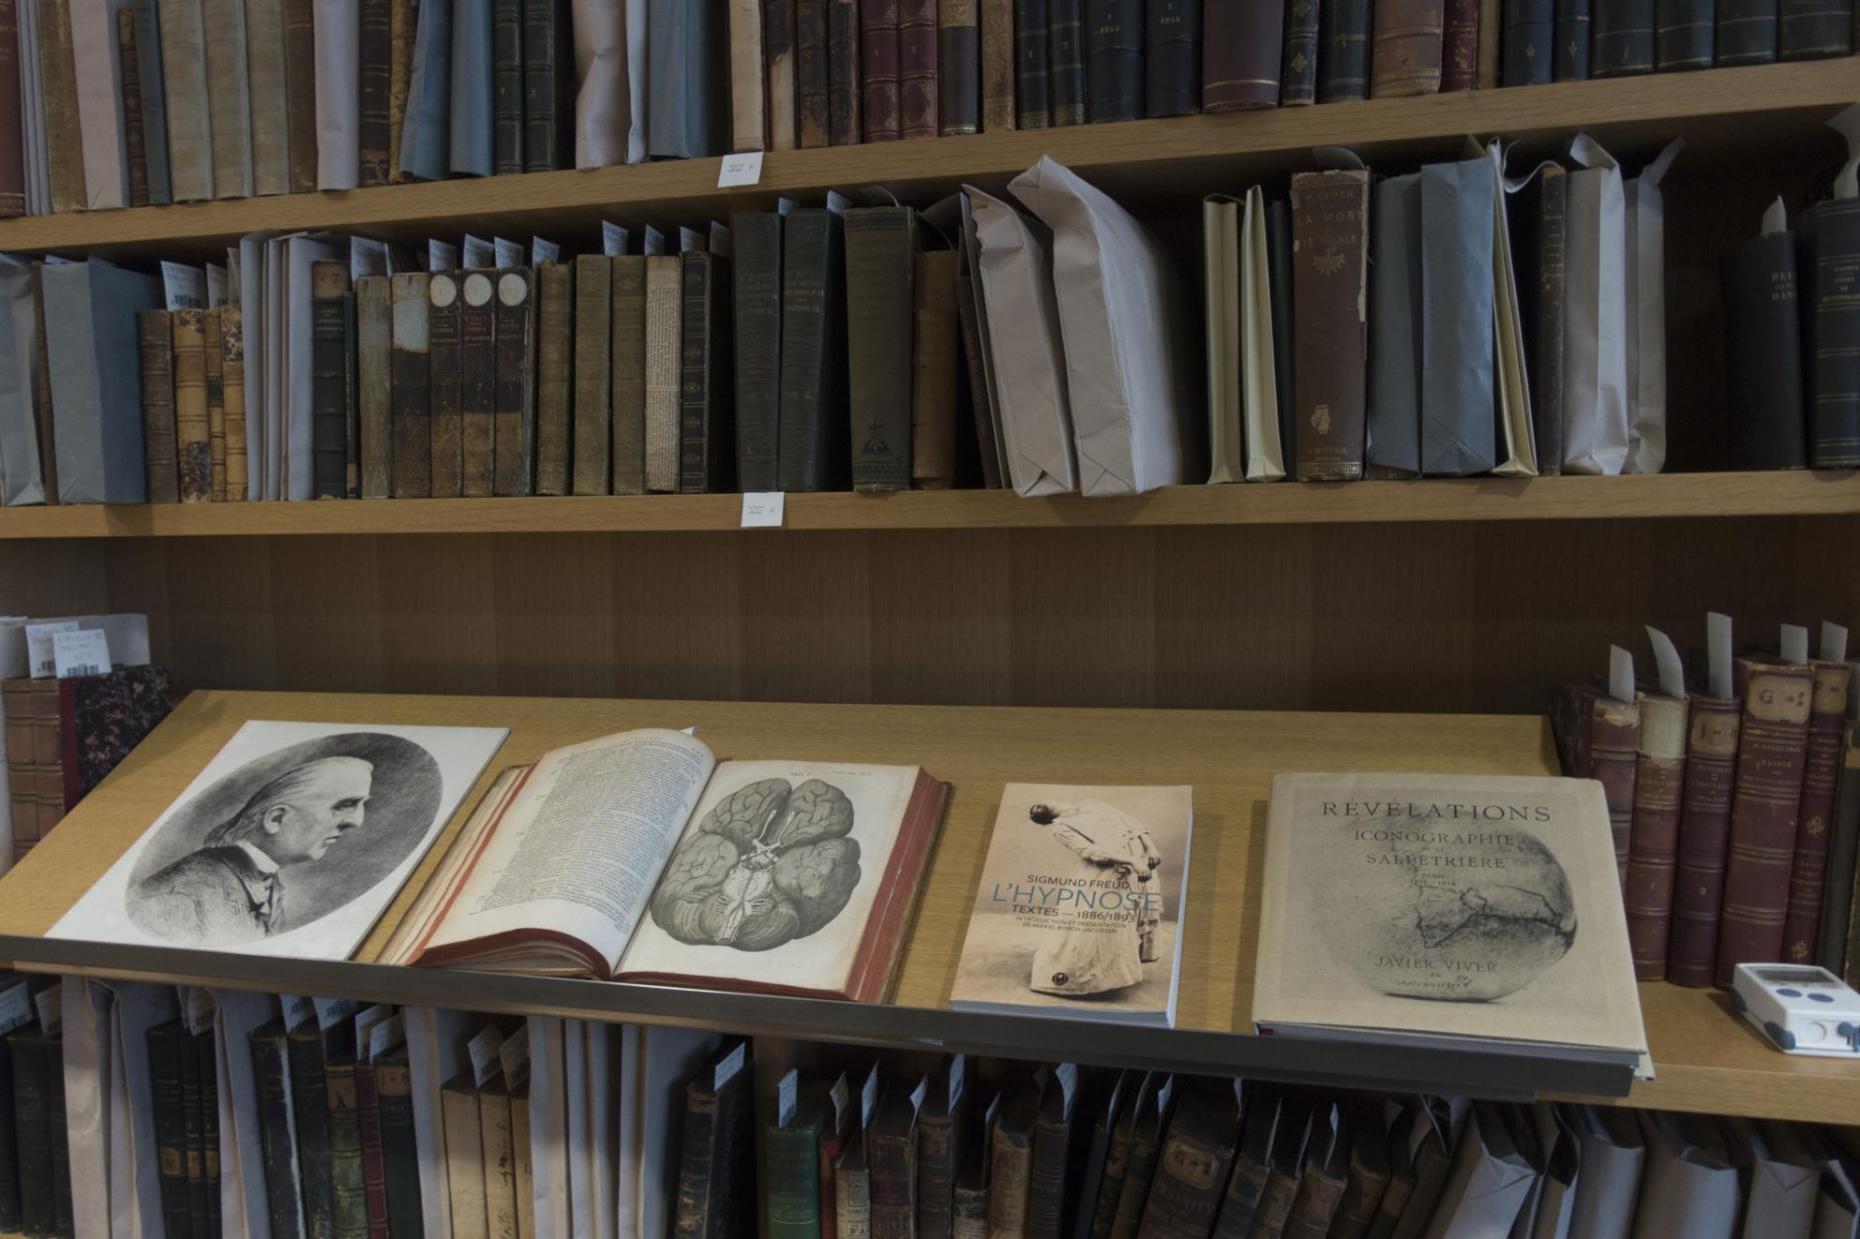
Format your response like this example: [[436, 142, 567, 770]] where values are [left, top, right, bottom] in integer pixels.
[[0, 471, 1855, 538], [0, 59, 1854, 258]]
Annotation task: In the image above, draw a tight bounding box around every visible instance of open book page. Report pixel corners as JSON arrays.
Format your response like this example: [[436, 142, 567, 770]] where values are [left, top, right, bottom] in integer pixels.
[[614, 761, 922, 994], [376, 766, 526, 965], [415, 729, 716, 975]]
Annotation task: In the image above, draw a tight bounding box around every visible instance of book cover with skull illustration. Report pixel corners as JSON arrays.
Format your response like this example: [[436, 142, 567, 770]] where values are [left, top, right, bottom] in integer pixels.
[[1252, 773, 1648, 1065]]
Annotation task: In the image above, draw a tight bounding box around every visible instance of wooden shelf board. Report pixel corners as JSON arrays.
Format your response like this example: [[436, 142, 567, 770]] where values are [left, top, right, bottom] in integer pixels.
[[0, 689, 1853, 1120], [1, 471, 1856, 538], [1, 59, 1853, 257]]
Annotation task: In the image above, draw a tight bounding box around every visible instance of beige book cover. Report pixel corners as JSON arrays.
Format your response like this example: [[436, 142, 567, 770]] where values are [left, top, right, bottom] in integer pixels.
[[950, 784, 1192, 1027], [1254, 773, 1647, 1063]]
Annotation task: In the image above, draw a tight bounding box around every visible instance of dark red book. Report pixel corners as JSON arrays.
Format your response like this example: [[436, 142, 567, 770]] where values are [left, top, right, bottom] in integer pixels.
[[355, 1061, 390, 1239], [56, 665, 174, 812], [1550, 684, 1641, 888], [899, 0, 938, 136], [862, 0, 903, 139], [1668, 694, 1743, 987], [1782, 661, 1854, 964], [1625, 691, 1689, 981], [1441, 0, 1479, 88]]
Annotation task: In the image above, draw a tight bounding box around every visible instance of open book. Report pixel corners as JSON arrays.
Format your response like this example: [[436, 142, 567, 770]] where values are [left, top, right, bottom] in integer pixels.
[[391, 729, 949, 1003]]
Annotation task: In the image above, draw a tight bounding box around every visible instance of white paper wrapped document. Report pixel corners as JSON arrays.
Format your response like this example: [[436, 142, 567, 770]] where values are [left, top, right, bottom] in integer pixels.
[[573, 0, 629, 168], [1562, 134, 1630, 475], [1204, 195, 1241, 483], [1625, 140, 1682, 474], [1241, 186, 1284, 482], [314, 0, 360, 188], [1630, 1111, 1740, 1239]]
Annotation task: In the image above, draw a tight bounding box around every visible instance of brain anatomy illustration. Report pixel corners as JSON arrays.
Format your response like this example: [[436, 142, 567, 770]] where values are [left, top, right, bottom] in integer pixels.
[[648, 777, 862, 951]]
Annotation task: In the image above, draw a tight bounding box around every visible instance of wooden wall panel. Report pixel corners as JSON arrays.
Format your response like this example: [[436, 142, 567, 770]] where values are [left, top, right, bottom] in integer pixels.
[[0, 540, 110, 616], [609, 533, 745, 700]]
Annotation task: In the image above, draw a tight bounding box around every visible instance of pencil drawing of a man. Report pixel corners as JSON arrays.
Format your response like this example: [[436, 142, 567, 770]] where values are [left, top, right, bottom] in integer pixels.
[[128, 756, 374, 944]]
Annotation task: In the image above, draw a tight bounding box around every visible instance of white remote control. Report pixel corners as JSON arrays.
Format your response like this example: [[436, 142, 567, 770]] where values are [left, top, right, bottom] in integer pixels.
[[1729, 963, 1860, 1057]]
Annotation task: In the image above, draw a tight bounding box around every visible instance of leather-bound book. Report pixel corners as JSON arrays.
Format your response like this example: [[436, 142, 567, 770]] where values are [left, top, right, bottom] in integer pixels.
[[732, 0, 769, 151], [870, 1085, 921, 1235], [1085, 1083, 1137, 1238], [119, 6, 149, 206], [344, 287, 360, 496], [941, 0, 980, 131], [356, 275, 393, 498], [1441, 0, 1479, 84], [37, 0, 81, 211], [491, 0, 523, 172], [204, 309, 227, 499], [246, 0, 290, 195], [912, 249, 960, 489], [678, 249, 734, 494], [360, 0, 393, 182], [204, 0, 254, 200], [147, 1021, 192, 1239], [838, 1135, 872, 1235], [1825, 720, 1860, 976], [829, 0, 863, 140], [1147, 0, 1201, 113], [1722, 224, 1804, 470], [951, 1140, 987, 1238], [1282, 0, 1320, 105], [521, 0, 567, 170], [1627, 689, 1690, 980], [1592, 0, 1654, 73], [644, 254, 683, 493], [571, 255, 612, 495], [510, 1075, 534, 1239], [1290, 168, 1369, 482], [672, 1047, 753, 1238], [1247, 1098, 1310, 1239], [354, 1057, 389, 1239], [180, 1022, 207, 1232], [172, 307, 213, 503], [534, 262, 573, 495], [221, 307, 248, 500], [916, 1063, 968, 1239], [1797, 198, 1860, 467], [1317, 0, 1369, 99], [311, 262, 351, 500], [138, 309, 179, 503], [733, 211, 784, 493], [1549, 684, 1640, 884], [479, 1073, 517, 1239], [10, 1029, 57, 1239], [374, 1048, 422, 1239], [1716, 659, 1817, 984], [817, 1079, 853, 1238], [798, 0, 831, 144], [48, 1029, 72, 1236], [1016, 0, 1050, 125], [1283, 1107, 1349, 1239], [459, 271, 497, 497], [1668, 692, 1743, 987], [1085, 0, 1140, 118], [1656, 0, 1714, 65], [1026, 1068, 1081, 1237], [1716, 0, 1777, 61], [610, 256, 648, 494], [1108, 1074, 1172, 1234], [1526, 164, 1567, 476], [1502, 0, 1553, 82], [0, 0, 22, 215], [197, 1030, 221, 1236], [1782, 662, 1852, 963], [847, 206, 918, 491], [327, 1038, 367, 1239], [493, 269, 535, 495], [1325, 1105, 1389, 1239], [988, 1078, 1039, 1235], [1555, 0, 1591, 77], [1780, 0, 1852, 54], [250, 1021, 305, 1239], [290, 1020, 338, 1239], [428, 272, 465, 498], [0, 1031, 16, 1233], [1049, 0, 1084, 123], [283, 0, 318, 190], [764, 1084, 823, 1237], [1210, 1089, 1275, 1237], [901, 0, 938, 135], [389, 272, 433, 498], [982, 0, 1014, 127], [769, 0, 799, 149], [441, 1072, 488, 1239], [777, 206, 848, 491], [1203, 0, 1283, 109], [1371, 0, 1444, 94], [1267, 198, 1296, 453], [1137, 1086, 1238, 1237]]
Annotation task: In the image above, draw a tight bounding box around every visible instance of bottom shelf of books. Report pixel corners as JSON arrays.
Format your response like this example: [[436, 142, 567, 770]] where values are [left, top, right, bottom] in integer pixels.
[[0, 690, 1856, 1131]]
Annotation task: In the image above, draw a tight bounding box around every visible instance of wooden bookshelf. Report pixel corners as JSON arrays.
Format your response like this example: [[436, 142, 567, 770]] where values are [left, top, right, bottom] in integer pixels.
[[3, 689, 1859, 1122], [0, 58, 1850, 258], [0, 470, 1856, 538]]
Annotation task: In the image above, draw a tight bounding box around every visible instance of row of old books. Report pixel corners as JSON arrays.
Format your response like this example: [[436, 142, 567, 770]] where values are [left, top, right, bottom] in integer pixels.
[[1552, 616, 1860, 992], [1497, 0, 1858, 84]]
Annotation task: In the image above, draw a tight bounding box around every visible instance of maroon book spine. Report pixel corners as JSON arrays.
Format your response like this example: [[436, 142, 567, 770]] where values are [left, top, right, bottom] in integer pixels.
[[356, 1063, 390, 1239], [1625, 694, 1689, 980], [1782, 662, 1854, 963], [863, 0, 903, 139], [1441, 0, 1479, 88], [1715, 659, 1817, 985], [1668, 695, 1743, 987], [899, 0, 938, 136], [1552, 684, 1641, 887]]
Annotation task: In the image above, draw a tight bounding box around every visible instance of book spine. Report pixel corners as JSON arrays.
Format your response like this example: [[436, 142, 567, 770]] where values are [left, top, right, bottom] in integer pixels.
[[355, 276, 393, 498], [643, 255, 683, 492], [493, 268, 536, 496], [940, 0, 980, 132], [1087, 0, 1142, 118], [1669, 696, 1745, 986], [764, 1126, 820, 1237], [172, 307, 213, 503], [198, 1032, 222, 1237], [205, 306, 227, 499], [1016, 0, 1049, 126], [609, 257, 648, 494], [360, 0, 393, 183], [0, 1013, 17, 1232], [1717, 0, 1778, 61], [533, 263, 573, 494], [571, 255, 612, 494], [344, 289, 360, 497], [988, 1135, 1031, 1234], [1137, 1132, 1232, 1236], [1820, 721, 1860, 972], [911, 249, 959, 489], [901, 0, 938, 135], [222, 307, 248, 500], [328, 1060, 367, 1239], [1109, 1130, 1161, 1233], [1025, 1125, 1068, 1237], [1282, 0, 1320, 102], [952, 1183, 986, 1238], [9, 1035, 52, 1237], [1048, 0, 1083, 124], [118, 5, 147, 207], [917, 1116, 957, 1239], [1290, 170, 1369, 482], [1656, 0, 1715, 65], [390, 272, 433, 498], [459, 271, 497, 497], [870, 1132, 915, 1237], [47, 1034, 70, 1237], [798, 0, 831, 144], [1501, 0, 1553, 82], [1441, 0, 1480, 85], [672, 1086, 718, 1235], [861, 0, 903, 139], [203, 0, 252, 198], [289, 1029, 336, 1239], [139, 309, 179, 504], [1553, 0, 1591, 76], [846, 208, 917, 492], [0, 0, 20, 215], [1592, 0, 1654, 73], [428, 272, 464, 497], [1783, 664, 1853, 963], [1717, 662, 1817, 984], [1317, 0, 1370, 99], [829, 0, 863, 141], [1627, 695, 1689, 981], [147, 1026, 192, 1239], [312, 262, 351, 500], [1780, 0, 1852, 54], [732, 214, 784, 492], [250, 1030, 303, 1239], [1145, 0, 1200, 114], [283, 0, 318, 190], [512, 1093, 534, 1239], [768, 0, 799, 149], [520, 0, 558, 170], [1805, 201, 1860, 467], [492, 0, 523, 172], [678, 251, 733, 493], [36, 0, 78, 210], [981, 0, 1014, 127], [1532, 165, 1567, 476], [1280, 1164, 1346, 1238], [375, 1061, 421, 1239], [777, 211, 845, 491], [1593, 696, 1642, 886], [1211, 1155, 1269, 1238], [1724, 229, 1805, 469], [1371, 0, 1444, 95], [355, 1065, 389, 1239]]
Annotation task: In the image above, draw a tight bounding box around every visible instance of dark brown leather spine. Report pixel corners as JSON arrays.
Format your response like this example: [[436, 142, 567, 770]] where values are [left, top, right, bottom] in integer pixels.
[[1440, 0, 1478, 86], [911, 250, 958, 489], [981, 0, 1013, 128], [1716, 660, 1816, 985], [939, 0, 979, 132], [678, 252, 733, 494], [1281, 1160, 1346, 1239], [1370, 0, 1444, 95], [360, 0, 392, 183], [458, 271, 497, 498], [40, 0, 81, 212], [900, 0, 937, 136], [1626, 694, 1689, 981], [356, 275, 393, 499], [172, 307, 213, 502], [830, 0, 864, 141], [117, 6, 148, 207], [0, 0, 22, 215], [1016, 0, 1048, 126], [1290, 169, 1369, 482], [846, 206, 918, 491], [1281, 0, 1319, 104], [204, 302, 225, 499], [797, 0, 831, 145], [1135, 1101, 1235, 1237], [1782, 663, 1853, 963], [572, 254, 612, 495], [1668, 695, 1742, 987], [493, 268, 535, 495], [283, 0, 319, 193], [138, 309, 178, 504], [389, 272, 432, 498], [610, 257, 648, 495], [864, 0, 903, 138], [427, 272, 464, 498], [1203, 0, 1285, 110], [534, 262, 573, 495]]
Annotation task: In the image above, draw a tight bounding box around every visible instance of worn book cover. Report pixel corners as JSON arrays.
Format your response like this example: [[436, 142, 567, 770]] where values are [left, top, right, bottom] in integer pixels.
[[950, 784, 1193, 1026], [1254, 773, 1647, 1066]]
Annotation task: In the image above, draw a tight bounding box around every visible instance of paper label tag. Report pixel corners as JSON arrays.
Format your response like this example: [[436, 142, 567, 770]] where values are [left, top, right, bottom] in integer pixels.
[[493, 237, 525, 269], [714, 1040, 746, 1089], [641, 226, 666, 256], [205, 263, 229, 308], [280, 994, 315, 1030], [161, 261, 207, 310], [498, 1028, 530, 1089], [184, 988, 217, 1036], [350, 238, 389, 280], [462, 235, 496, 269], [468, 1025, 504, 1085], [717, 152, 764, 188], [678, 226, 704, 254], [600, 221, 628, 257], [52, 628, 110, 678], [34, 985, 61, 1036], [828, 1072, 851, 1133], [1821, 621, 1850, 666], [777, 1068, 798, 1127], [369, 1013, 405, 1061], [353, 1004, 392, 1051], [1646, 626, 1686, 699], [1709, 612, 1734, 700], [1608, 645, 1635, 703], [947, 1054, 965, 1108], [530, 237, 561, 266], [741, 492, 784, 528], [1053, 1061, 1077, 1114], [1154, 1074, 1174, 1114], [314, 996, 359, 1032], [427, 240, 459, 272], [25, 621, 79, 676], [1783, 625, 1810, 665], [0, 982, 32, 1036], [860, 1060, 880, 1128], [908, 1074, 928, 1115]]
